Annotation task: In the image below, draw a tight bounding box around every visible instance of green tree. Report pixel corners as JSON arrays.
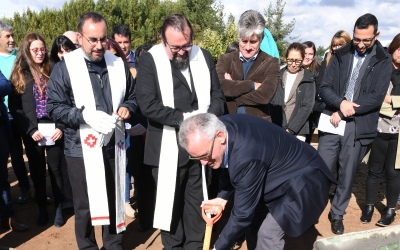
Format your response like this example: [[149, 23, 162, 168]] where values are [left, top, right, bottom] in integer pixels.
[[1, 0, 226, 57], [264, 0, 298, 61], [317, 45, 328, 57], [224, 13, 238, 45], [198, 28, 224, 62]]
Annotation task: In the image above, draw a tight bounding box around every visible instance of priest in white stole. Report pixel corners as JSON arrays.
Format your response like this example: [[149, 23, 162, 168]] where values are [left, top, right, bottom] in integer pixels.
[[136, 14, 225, 249], [46, 12, 137, 250]]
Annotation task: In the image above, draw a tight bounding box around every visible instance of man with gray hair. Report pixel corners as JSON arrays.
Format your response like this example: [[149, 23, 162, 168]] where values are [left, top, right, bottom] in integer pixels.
[[216, 10, 279, 121], [179, 113, 336, 249], [0, 20, 31, 206]]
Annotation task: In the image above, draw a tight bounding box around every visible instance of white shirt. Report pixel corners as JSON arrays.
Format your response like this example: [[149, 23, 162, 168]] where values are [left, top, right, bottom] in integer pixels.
[[181, 67, 191, 91], [284, 72, 298, 103]]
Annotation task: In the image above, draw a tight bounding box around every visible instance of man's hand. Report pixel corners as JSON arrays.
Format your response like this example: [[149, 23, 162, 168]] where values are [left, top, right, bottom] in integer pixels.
[[254, 82, 261, 90], [340, 100, 359, 117], [51, 128, 63, 141], [82, 110, 116, 134], [117, 107, 130, 120], [201, 198, 228, 215], [384, 94, 392, 104], [224, 73, 232, 80], [330, 112, 342, 127], [32, 131, 44, 142]]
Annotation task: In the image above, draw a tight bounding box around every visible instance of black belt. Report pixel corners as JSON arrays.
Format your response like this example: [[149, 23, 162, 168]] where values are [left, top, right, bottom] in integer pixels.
[[343, 117, 355, 122]]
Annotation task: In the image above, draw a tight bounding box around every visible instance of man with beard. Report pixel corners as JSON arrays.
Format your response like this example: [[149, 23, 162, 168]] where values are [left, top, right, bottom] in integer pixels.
[[136, 14, 225, 249], [318, 13, 392, 235], [46, 12, 137, 249]]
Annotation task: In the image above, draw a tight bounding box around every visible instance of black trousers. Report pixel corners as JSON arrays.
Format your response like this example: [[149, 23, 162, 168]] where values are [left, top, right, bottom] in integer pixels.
[[8, 115, 30, 190], [65, 151, 123, 250], [22, 134, 63, 209], [152, 160, 205, 250], [366, 133, 400, 208], [136, 163, 155, 228], [0, 121, 14, 221], [126, 135, 156, 228]]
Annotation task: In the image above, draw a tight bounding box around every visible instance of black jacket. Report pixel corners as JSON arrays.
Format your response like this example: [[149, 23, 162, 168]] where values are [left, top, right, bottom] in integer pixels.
[[319, 40, 392, 142], [46, 57, 137, 157], [270, 67, 315, 135], [136, 47, 225, 167], [8, 65, 65, 137]]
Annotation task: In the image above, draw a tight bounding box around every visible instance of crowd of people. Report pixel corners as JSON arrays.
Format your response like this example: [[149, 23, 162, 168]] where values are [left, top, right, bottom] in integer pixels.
[[0, 8, 399, 250]]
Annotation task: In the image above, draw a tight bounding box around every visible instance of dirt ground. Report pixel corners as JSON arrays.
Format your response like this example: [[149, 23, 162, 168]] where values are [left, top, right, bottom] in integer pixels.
[[1, 138, 398, 250]]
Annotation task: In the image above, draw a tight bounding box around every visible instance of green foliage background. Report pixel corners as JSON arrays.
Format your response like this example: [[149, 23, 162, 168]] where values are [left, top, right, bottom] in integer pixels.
[[1, 0, 296, 62], [1, 0, 226, 53]]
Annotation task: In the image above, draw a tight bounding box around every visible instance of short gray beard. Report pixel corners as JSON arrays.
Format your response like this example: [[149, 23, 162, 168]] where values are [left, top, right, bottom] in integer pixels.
[[1, 45, 14, 54]]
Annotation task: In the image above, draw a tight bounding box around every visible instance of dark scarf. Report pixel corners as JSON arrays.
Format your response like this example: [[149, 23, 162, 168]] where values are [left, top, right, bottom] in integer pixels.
[[390, 65, 400, 115], [391, 65, 400, 95]]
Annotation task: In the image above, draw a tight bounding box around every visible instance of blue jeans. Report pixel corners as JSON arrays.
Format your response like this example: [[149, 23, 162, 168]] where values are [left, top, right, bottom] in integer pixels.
[[8, 113, 30, 190], [0, 120, 14, 221]]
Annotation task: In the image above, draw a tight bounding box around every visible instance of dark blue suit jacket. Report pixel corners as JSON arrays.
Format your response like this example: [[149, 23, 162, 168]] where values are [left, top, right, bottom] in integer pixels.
[[215, 114, 336, 249], [0, 70, 12, 122]]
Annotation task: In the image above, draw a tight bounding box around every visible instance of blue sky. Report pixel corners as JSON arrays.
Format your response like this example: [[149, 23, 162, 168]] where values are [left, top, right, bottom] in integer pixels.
[[2, 0, 399, 48]]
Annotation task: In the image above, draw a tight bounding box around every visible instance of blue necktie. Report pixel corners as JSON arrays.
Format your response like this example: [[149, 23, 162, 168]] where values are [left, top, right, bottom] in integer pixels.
[[345, 56, 364, 101]]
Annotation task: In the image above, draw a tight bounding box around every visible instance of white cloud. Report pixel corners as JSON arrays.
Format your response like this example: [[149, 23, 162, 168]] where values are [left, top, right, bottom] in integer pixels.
[[222, 0, 400, 49]]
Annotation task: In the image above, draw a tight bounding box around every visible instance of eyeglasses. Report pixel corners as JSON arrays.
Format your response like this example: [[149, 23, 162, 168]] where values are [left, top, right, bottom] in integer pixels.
[[31, 47, 47, 54], [353, 35, 375, 45], [165, 40, 192, 53], [287, 59, 303, 65], [188, 135, 216, 161], [80, 33, 108, 47]]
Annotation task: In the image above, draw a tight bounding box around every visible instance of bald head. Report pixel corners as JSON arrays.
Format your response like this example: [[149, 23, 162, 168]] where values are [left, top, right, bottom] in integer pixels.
[[63, 31, 79, 48]]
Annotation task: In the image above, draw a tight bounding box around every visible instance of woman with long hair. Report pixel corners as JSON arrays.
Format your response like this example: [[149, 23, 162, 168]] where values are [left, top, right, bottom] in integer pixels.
[[360, 33, 400, 227], [302, 41, 320, 143], [270, 42, 315, 141], [302, 41, 320, 77], [310, 31, 351, 141], [50, 35, 76, 63], [8, 33, 65, 227]]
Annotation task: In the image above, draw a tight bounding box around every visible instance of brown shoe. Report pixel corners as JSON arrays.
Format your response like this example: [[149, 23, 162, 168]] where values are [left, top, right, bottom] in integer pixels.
[[1, 217, 29, 232]]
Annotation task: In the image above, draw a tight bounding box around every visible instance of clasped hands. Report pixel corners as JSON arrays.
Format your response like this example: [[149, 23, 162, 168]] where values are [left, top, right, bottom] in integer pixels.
[[330, 100, 360, 127], [82, 107, 130, 146], [31, 128, 63, 142]]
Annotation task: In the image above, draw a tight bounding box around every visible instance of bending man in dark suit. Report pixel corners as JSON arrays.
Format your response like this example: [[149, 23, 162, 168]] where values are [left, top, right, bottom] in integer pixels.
[[178, 113, 336, 250], [136, 14, 225, 249]]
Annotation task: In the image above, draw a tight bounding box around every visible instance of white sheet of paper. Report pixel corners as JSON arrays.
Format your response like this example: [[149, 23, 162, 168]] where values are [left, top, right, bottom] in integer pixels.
[[126, 123, 146, 136], [317, 113, 346, 136], [38, 123, 56, 146]]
